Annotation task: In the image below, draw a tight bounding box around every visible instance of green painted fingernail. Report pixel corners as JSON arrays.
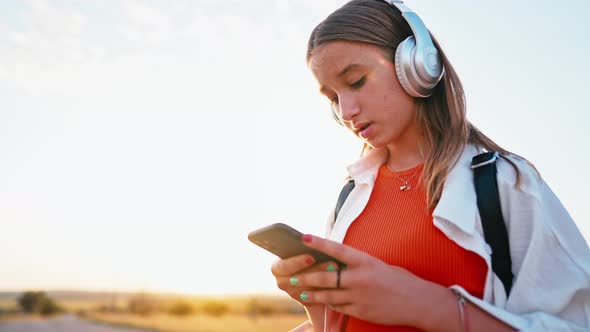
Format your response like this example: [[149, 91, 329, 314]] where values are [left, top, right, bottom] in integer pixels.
[[327, 264, 335, 272], [290, 277, 299, 286], [328, 304, 333, 308], [300, 292, 308, 301]]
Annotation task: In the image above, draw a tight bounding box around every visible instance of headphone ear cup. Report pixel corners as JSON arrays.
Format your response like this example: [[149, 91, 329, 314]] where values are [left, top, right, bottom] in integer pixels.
[[394, 36, 416, 97], [395, 36, 440, 98]]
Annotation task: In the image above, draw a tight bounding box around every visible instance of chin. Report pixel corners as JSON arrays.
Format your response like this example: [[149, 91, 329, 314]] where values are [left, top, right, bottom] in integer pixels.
[[363, 138, 385, 149]]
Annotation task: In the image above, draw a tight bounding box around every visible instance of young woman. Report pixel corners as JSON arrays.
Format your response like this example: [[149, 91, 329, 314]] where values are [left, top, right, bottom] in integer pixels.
[[270, 1, 590, 331]]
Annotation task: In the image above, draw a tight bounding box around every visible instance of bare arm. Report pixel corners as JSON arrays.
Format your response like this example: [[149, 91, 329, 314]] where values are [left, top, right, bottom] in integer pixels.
[[305, 305, 325, 332], [415, 280, 515, 332]]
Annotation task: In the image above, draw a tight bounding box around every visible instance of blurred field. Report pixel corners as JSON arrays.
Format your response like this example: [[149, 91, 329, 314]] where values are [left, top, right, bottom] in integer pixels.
[[0, 291, 308, 331], [0, 313, 44, 321], [86, 312, 306, 332]]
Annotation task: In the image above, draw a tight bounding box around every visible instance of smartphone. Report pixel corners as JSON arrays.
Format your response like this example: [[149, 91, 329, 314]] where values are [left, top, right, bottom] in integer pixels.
[[248, 223, 345, 266]]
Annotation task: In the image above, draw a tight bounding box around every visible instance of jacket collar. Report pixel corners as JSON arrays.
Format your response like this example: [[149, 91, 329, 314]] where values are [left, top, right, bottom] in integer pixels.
[[346, 147, 388, 186], [345, 144, 481, 235], [431, 145, 481, 235]]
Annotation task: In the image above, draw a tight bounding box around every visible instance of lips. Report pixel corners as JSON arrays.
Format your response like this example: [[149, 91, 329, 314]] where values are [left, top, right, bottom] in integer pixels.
[[352, 122, 373, 139]]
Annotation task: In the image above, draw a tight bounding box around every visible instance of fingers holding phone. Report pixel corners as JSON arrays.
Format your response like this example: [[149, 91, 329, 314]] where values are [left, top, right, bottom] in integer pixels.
[[272, 255, 342, 305], [271, 253, 315, 277], [249, 223, 346, 305]]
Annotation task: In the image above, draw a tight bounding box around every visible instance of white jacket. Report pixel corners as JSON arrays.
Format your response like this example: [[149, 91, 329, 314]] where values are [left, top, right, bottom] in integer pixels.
[[291, 145, 590, 332]]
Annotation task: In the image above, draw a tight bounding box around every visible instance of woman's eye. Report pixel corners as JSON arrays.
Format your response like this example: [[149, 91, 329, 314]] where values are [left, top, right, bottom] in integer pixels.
[[350, 77, 366, 89], [330, 96, 339, 105]]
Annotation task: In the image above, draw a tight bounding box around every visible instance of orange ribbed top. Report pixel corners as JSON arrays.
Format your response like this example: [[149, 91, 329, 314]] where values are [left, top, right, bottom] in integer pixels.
[[332, 164, 487, 332]]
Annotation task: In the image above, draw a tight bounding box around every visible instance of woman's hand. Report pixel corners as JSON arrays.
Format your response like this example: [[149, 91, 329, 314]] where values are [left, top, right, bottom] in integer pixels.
[[271, 253, 342, 307], [290, 234, 445, 328]]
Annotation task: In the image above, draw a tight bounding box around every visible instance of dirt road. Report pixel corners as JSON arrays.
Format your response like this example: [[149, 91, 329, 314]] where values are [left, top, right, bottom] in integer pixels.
[[0, 314, 150, 332]]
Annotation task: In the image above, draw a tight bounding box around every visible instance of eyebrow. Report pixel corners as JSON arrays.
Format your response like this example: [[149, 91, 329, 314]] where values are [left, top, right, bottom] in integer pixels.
[[319, 63, 364, 95]]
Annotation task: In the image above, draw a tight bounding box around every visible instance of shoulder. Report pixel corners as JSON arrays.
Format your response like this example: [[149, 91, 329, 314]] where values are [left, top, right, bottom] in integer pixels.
[[494, 152, 590, 277], [494, 151, 568, 233], [495, 153, 542, 198], [495, 153, 571, 224]]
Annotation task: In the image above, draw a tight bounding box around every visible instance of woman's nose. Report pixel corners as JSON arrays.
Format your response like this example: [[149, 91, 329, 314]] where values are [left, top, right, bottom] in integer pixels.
[[337, 95, 360, 122]]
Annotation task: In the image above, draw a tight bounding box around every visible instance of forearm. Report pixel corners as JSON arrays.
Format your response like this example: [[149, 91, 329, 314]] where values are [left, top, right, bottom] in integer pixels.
[[414, 281, 515, 332], [305, 305, 325, 332]]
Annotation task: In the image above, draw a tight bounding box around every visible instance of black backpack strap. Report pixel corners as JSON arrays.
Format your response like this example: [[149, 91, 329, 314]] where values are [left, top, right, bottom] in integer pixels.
[[471, 151, 514, 296], [334, 179, 355, 222]]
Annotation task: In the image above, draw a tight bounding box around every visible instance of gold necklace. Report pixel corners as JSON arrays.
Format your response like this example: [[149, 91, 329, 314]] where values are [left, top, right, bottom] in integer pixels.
[[391, 167, 421, 191]]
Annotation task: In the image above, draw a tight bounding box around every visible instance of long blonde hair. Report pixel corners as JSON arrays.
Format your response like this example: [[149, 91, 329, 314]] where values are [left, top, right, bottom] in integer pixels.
[[307, 0, 525, 209]]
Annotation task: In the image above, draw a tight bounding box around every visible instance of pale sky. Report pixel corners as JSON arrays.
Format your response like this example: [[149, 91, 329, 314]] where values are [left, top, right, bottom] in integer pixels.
[[0, 0, 588, 296]]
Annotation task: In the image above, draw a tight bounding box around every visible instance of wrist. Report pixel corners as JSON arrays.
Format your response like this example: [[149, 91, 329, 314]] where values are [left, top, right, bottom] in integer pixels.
[[409, 281, 459, 332], [304, 305, 325, 331]]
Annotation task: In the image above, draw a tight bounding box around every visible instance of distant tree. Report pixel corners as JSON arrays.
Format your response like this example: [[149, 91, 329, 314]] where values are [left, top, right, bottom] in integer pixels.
[[127, 294, 158, 316], [168, 300, 194, 316], [17, 291, 61, 315], [246, 298, 276, 317], [200, 300, 229, 317], [18, 291, 44, 313], [39, 298, 61, 315]]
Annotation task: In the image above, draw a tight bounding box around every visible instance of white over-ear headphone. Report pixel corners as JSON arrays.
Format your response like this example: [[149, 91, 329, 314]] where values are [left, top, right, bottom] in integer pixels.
[[384, 0, 444, 97]]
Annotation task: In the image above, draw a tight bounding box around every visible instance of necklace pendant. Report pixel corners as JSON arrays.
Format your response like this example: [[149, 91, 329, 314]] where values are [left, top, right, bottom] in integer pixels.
[[393, 168, 420, 192]]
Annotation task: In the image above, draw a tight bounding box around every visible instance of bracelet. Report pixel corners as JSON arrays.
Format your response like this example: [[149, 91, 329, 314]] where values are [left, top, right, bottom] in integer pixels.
[[451, 289, 469, 332]]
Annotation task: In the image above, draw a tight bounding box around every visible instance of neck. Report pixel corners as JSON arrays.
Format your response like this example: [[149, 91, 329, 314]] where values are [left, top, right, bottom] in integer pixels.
[[385, 124, 427, 172], [385, 146, 425, 171]]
